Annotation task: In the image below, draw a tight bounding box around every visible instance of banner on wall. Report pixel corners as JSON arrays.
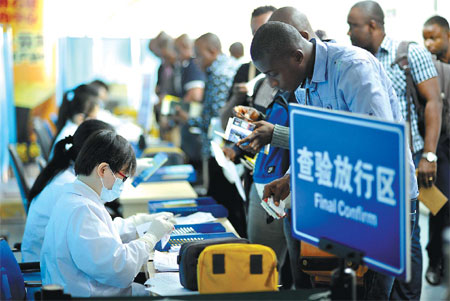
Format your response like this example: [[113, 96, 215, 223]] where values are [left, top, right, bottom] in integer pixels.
[[0, 0, 55, 109]]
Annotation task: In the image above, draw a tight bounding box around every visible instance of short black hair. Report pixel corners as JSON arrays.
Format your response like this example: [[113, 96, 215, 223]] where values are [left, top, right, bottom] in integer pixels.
[[251, 21, 302, 63], [352, 1, 385, 28], [424, 15, 449, 32], [90, 79, 109, 92], [252, 5, 277, 18], [75, 130, 136, 177]]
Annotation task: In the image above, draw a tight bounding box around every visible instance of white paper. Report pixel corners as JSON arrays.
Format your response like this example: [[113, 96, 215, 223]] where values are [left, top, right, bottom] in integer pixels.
[[175, 212, 216, 224], [145, 272, 198, 296], [136, 222, 152, 238], [153, 251, 179, 272], [211, 141, 246, 201]]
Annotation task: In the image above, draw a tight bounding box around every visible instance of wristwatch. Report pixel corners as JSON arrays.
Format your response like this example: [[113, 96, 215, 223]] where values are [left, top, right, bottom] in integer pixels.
[[422, 152, 438, 163]]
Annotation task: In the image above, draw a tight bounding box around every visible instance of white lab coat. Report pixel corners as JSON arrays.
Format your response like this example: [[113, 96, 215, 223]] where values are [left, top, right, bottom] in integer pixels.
[[40, 179, 150, 297], [22, 167, 76, 262], [53, 120, 77, 146]]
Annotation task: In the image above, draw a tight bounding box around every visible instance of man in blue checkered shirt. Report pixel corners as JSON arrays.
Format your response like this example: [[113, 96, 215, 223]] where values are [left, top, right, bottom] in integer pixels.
[[347, 1, 443, 300]]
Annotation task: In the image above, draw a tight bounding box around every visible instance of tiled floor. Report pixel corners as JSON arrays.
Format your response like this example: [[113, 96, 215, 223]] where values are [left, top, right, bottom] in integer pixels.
[[0, 172, 448, 300]]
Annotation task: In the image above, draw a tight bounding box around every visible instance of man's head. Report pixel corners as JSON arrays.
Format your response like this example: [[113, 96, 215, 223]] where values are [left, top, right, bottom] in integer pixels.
[[148, 31, 169, 58], [251, 5, 276, 35], [158, 34, 177, 64], [423, 15, 450, 60], [347, 1, 385, 54], [229, 42, 244, 59], [269, 6, 318, 40], [251, 21, 311, 92], [195, 33, 222, 70], [175, 34, 194, 61]]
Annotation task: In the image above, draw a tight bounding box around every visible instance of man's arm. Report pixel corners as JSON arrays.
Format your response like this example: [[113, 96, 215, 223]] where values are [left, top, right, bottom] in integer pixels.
[[184, 87, 204, 102], [409, 44, 442, 187], [416, 77, 442, 186]]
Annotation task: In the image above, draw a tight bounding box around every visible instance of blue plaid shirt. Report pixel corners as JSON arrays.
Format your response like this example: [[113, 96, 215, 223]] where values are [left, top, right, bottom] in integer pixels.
[[188, 54, 238, 158], [375, 36, 438, 154]]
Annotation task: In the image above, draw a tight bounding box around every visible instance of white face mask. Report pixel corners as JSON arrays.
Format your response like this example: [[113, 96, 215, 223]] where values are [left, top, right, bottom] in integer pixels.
[[100, 167, 124, 203]]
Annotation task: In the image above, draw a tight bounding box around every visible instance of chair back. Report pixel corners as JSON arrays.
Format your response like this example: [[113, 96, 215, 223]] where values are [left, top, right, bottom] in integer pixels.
[[8, 144, 30, 213], [33, 118, 53, 162], [0, 239, 26, 301]]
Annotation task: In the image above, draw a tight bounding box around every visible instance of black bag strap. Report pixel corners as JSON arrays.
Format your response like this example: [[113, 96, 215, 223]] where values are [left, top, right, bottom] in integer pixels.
[[392, 41, 422, 150]]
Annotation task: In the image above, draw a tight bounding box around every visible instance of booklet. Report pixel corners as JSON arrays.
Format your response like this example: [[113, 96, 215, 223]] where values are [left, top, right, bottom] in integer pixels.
[[160, 95, 203, 118], [215, 117, 270, 155], [260, 196, 287, 219]]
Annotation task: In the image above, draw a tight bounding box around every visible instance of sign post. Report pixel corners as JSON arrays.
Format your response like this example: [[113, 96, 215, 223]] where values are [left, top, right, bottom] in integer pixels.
[[289, 104, 410, 282]]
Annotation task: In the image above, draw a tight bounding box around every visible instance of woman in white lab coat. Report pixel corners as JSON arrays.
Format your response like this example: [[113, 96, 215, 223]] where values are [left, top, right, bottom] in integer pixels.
[[22, 120, 114, 262], [52, 84, 100, 150], [40, 130, 174, 297]]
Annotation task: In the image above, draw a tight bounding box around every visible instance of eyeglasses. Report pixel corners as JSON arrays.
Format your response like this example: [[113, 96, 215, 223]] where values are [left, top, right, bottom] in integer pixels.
[[117, 171, 128, 183]]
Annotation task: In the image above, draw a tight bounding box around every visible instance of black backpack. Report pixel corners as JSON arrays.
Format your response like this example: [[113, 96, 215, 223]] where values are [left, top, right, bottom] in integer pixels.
[[393, 41, 450, 140]]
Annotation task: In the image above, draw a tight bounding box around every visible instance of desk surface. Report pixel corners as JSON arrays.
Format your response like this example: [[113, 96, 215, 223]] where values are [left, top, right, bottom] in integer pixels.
[[121, 181, 197, 203], [120, 181, 198, 218]]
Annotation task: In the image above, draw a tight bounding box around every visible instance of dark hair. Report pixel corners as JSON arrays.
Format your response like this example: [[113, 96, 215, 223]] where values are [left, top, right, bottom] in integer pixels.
[[55, 84, 99, 138], [28, 120, 114, 206], [252, 5, 277, 18], [75, 130, 136, 177], [424, 15, 449, 31], [352, 1, 385, 28], [251, 21, 302, 63], [90, 79, 109, 92]]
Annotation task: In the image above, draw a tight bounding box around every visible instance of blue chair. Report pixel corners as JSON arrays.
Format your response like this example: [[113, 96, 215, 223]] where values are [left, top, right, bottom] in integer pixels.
[[0, 239, 41, 300], [32, 118, 54, 163], [8, 144, 30, 214]]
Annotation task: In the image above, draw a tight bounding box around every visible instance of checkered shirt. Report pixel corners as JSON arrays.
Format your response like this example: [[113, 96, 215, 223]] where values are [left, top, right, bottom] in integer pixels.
[[376, 36, 438, 153]]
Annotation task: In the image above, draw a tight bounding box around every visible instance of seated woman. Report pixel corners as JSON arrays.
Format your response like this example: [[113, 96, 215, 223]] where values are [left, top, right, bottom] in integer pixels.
[[23, 120, 112, 262], [40, 130, 174, 297], [52, 84, 100, 150], [23, 120, 173, 263]]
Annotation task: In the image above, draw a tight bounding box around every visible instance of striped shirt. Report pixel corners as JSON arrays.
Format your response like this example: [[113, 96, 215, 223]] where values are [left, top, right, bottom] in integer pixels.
[[375, 36, 438, 153]]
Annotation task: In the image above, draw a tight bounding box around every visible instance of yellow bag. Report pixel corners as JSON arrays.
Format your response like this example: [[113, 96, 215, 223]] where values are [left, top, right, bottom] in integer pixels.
[[197, 243, 278, 294]]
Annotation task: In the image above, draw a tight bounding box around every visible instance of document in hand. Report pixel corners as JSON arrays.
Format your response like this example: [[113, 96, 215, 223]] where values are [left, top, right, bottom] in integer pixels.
[[223, 117, 255, 143], [260, 196, 287, 219], [160, 95, 203, 118]]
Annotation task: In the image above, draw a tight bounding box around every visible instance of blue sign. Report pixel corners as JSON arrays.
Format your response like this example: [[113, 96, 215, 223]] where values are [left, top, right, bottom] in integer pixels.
[[289, 104, 410, 281]]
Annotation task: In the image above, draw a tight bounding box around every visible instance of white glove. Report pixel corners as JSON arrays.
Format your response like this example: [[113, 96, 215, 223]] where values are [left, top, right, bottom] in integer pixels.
[[127, 212, 176, 227], [136, 158, 154, 176], [136, 217, 174, 249]]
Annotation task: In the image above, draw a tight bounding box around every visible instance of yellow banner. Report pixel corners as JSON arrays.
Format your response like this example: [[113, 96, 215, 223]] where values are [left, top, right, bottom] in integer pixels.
[[0, 0, 55, 108]]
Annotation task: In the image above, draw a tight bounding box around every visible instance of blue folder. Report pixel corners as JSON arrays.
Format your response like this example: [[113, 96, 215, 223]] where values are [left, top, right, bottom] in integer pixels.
[[148, 197, 217, 213], [150, 204, 229, 218], [145, 164, 197, 183], [155, 232, 237, 251], [173, 223, 226, 235]]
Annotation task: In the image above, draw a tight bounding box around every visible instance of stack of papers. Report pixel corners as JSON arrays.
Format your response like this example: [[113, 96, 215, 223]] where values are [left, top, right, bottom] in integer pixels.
[[145, 272, 198, 296], [153, 251, 179, 272]]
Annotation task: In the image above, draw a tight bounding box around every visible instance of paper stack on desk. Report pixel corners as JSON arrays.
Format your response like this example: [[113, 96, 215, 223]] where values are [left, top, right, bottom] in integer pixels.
[[153, 251, 179, 272], [145, 272, 198, 296]]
